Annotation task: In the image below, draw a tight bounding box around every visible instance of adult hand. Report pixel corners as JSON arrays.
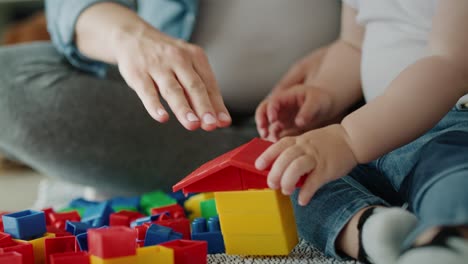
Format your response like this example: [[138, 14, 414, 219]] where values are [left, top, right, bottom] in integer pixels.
[[112, 24, 231, 131]]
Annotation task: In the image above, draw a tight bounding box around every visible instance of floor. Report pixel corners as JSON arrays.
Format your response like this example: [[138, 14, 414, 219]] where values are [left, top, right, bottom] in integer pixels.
[[0, 166, 44, 211]]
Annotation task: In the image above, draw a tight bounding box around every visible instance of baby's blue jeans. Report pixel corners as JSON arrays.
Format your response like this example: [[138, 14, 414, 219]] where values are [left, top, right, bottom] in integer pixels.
[[291, 106, 468, 259]]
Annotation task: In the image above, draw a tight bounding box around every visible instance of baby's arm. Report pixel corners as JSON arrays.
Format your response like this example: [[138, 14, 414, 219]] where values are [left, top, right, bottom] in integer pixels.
[[342, 0, 468, 164]]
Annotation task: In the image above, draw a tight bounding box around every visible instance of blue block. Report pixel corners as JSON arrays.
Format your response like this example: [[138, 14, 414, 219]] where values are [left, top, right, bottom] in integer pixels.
[[130, 212, 169, 228], [76, 232, 88, 251], [81, 201, 114, 227], [2, 210, 46, 240], [65, 221, 91, 236], [111, 196, 140, 210], [144, 224, 183, 246], [191, 217, 225, 254], [69, 198, 99, 209]]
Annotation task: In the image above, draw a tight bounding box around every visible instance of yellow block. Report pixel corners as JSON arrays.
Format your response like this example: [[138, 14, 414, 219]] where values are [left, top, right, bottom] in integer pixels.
[[17, 232, 55, 264], [137, 245, 174, 264], [184, 192, 214, 220], [90, 255, 137, 264], [215, 189, 298, 255]]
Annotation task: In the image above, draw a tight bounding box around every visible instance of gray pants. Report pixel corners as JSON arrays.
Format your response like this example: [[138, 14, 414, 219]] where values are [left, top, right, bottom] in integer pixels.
[[0, 42, 257, 194]]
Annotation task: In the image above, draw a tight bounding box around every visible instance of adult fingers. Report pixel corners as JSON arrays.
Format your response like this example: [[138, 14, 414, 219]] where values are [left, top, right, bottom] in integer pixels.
[[255, 100, 269, 138], [295, 91, 322, 127]]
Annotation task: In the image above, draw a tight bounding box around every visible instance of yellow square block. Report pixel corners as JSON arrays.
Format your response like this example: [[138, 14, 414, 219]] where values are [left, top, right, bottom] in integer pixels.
[[184, 192, 214, 220], [137, 245, 174, 264], [224, 234, 296, 255], [90, 255, 137, 264], [17, 232, 55, 264], [215, 189, 298, 255]]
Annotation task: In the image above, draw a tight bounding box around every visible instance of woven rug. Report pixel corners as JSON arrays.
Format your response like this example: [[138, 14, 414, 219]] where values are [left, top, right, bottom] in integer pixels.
[[208, 240, 359, 264]]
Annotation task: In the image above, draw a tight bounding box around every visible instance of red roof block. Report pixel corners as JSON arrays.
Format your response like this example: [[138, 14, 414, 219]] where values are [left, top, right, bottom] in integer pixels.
[[173, 138, 273, 194]]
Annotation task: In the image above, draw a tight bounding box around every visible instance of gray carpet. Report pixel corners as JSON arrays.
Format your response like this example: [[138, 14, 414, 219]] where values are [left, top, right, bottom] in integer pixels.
[[208, 240, 359, 264]]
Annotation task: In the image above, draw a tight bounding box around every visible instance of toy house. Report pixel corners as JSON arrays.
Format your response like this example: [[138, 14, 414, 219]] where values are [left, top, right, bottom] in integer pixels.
[[173, 138, 299, 255]]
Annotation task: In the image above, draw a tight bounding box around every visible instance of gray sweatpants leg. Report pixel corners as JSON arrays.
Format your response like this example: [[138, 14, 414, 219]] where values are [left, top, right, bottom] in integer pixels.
[[0, 42, 258, 194]]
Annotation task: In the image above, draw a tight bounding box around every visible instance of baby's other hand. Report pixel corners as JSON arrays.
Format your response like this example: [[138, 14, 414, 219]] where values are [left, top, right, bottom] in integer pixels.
[[255, 124, 357, 206]]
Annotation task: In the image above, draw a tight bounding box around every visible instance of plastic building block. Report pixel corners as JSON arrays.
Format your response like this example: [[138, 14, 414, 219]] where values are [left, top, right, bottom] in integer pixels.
[[191, 217, 225, 254], [111, 206, 138, 213], [200, 199, 218, 219], [130, 213, 168, 228], [50, 252, 90, 264], [140, 191, 177, 215], [66, 221, 91, 236], [44, 236, 77, 264], [159, 239, 207, 264], [154, 217, 191, 240], [110, 197, 140, 211], [89, 255, 137, 264], [144, 224, 182, 246], [136, 245, 173, 264], [58, 207, 85, 218], [0, 232, 13, 247], [168, 191, 195, 207], [42, 208, 55, 226], [69, 198, 99, 209], [81, 202, 114, 227], [109, 211, 144, 227], [0, 212, 10, 232], [17, 232, 55, 264], [0, 251, 22, 264], [75, 233, 88, 252], [0, 240, 34, 264], [214, 189, 298, 255], [184, 193, 214, 220], [88, 226, 136, 259], [49, 211, 81, 230], [46, 226, 73, 237], [2, 210, 47, 240], [150, 204, 186, 219]]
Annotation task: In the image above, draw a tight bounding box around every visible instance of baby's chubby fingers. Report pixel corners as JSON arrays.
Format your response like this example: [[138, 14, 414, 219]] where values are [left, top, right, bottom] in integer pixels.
[[297, 171, 323, 206], [281, 155, 316, 195], [255, 137, 297, 184], [267, 146, 304, 191]]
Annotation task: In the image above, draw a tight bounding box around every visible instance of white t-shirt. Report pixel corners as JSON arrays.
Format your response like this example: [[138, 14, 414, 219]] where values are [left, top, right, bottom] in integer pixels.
[[343, 0, 468, 105], [191, 0, 341, 113]]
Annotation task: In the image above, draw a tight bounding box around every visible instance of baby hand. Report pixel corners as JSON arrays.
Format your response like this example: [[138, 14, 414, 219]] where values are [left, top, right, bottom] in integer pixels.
[[255, 124, 358, 206]]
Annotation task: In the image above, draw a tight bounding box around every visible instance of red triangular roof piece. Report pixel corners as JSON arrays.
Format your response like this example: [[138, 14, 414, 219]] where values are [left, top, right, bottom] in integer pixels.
[[173, 138, 273, 194]]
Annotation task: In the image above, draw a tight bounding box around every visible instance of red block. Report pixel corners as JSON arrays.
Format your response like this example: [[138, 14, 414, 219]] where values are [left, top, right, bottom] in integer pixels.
[[50, 252, 90, 264], [88, 226, 137, 259], [42, 208, 55, 226], [0, 232, 14, 247], [50, 211, 81, 230], [109, 211, 145, 227], [0, 251, 22, 264], [159, 239, 207, 264], [134, 225, 148, 241], [151, 204, 186, 219], [45, 236, 77, 264], [154, 218, 191, 240], [47, 226, 73, 237], [0, 240, 34, 264]]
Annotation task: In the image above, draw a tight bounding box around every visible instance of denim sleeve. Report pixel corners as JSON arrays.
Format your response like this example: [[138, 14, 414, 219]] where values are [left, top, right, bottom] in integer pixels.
[[45, 0, 136, 77]]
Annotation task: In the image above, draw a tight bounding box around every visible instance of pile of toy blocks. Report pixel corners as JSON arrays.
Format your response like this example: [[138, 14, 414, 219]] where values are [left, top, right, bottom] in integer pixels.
[[0, 190, 224, 264]]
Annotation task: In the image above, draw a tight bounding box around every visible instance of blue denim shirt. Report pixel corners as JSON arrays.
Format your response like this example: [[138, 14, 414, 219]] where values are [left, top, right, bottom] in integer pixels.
[[45, 0, 198, 77]]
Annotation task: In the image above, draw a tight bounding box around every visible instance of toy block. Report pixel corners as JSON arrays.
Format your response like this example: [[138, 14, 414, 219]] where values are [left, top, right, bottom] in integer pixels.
[[0, 212, 9, 232], [44, 236, 77, 264], [0, 251, 22, 264], [134, 225, 148, 242], [111, 207, 138, 213], [184, 193, 214, 220], [130, 213, 168, 228], [0, 240, 34, 264], [109, 211, 144, 227], [65, 221, 91, 236], [2, 210, 47, 240], [155, 218, 190, 240], [89, 255, 137, 264], [110, 197, 140, 211], [140, 191, 176, 215], [136, 245, 173, 264], [69, 199, 99, 209], [151, 204, 186, 219], [200, 199, 217, 219], [191, 217, 225, 254], [159, 239, 207, 264], [81, 202, 114, 227], [88, 226, 136, 259], [49, 211, 81, 230], [46, 226, 72, 237], [42, 208, 55, 226], [17, 233, 55, 264], [0, 232, 13, 247], [75, 233, 88, 252], [168, 191, 195, 207], [144, 224, 182, 246], [50, 252, 90, 264], [57, 207, 85, 218]]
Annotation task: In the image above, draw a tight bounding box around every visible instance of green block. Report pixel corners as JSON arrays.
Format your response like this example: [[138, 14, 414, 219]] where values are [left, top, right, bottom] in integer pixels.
[[58, 207, 85, 217], [140, 190, 177, 215], [200, 199, 218, 219], [112, 206, 139, 213]]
